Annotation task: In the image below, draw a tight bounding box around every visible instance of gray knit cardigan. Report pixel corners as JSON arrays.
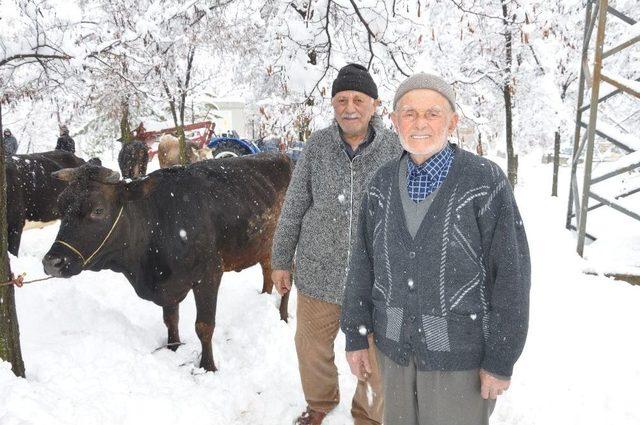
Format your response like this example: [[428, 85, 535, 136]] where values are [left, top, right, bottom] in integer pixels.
[[271, 118, 401, 304], [340, 146, 531, 377]]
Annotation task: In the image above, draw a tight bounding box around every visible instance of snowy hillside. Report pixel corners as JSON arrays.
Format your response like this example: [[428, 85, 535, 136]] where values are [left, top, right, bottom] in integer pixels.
[[0, 157, 639, 425]]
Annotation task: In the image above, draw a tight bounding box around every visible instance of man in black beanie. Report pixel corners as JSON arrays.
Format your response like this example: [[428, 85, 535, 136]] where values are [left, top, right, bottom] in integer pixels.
[[271, 64, 401, 424]]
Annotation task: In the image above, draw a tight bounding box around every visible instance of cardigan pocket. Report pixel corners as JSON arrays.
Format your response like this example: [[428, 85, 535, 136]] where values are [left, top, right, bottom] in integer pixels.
[[447, 312, 484, 352], [373, 304, 404, 344], [295, 251, 328, 287]]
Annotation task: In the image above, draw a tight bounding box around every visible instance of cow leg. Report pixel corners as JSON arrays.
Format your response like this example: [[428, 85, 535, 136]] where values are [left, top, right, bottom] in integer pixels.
[[7, 217, 25, 257], [193, 269, 222, 372], [279, 290, 290, 323], [259, 259, 288, 322], [259, 259, 273, 294], [162, 304, 180, 351]]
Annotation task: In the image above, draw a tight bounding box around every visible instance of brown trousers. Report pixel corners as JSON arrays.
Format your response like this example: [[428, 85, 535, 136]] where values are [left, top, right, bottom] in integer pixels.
[[295, 292, 383, 425]]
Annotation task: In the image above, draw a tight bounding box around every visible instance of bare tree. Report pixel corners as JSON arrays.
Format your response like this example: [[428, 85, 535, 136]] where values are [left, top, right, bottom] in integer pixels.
[[0, 0, 78, 377]]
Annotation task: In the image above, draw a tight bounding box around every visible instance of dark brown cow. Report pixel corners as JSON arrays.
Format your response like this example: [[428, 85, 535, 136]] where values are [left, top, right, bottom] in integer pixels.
[[6, 150, 87, 256], [42, 153, 291, 372], [118, 140, 148, 178]]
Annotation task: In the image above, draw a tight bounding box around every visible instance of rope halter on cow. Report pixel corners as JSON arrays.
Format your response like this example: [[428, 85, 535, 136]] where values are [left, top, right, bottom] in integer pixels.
[[55, 205, 125, 267]]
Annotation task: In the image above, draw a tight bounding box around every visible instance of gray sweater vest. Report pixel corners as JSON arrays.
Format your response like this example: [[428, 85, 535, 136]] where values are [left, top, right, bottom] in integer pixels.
[[399, 154, 439, 238]]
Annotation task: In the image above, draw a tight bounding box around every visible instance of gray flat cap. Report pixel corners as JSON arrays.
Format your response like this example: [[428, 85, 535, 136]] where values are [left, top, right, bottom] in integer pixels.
[[393, 73, 456, 111]]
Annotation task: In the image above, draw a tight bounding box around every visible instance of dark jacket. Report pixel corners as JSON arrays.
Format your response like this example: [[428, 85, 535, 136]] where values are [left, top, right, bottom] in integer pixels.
[[3, 135, 18, 156], [55, 134, 75, 153]]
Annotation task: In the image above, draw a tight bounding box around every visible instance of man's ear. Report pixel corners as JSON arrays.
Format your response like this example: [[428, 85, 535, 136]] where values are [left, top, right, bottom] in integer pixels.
[[373, 98, 382, 108], [122, 177, 156, 201], [448, 113, 459, 134], [390, 111, 399, 130]]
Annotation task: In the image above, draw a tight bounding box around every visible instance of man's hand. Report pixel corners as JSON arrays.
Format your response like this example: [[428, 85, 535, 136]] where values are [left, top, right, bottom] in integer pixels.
[[271, 270, 291, 295], [479, 368, 510, 399], [346, 349, 372, 382]]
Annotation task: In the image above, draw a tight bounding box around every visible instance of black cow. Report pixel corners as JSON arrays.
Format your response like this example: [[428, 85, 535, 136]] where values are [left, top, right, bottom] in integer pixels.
[[42, 153, 292, 372], [6, 150, 86, 256], [118, 140, 148, 179]]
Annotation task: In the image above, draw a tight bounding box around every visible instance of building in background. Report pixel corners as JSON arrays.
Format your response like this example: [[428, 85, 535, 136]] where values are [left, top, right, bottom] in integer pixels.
[[203, 97, 248, 138]]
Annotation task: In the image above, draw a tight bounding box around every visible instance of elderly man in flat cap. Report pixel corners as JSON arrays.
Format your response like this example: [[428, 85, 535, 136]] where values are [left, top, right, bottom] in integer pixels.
[[271, 63, 401, 424], [340, 73, 531, 425]]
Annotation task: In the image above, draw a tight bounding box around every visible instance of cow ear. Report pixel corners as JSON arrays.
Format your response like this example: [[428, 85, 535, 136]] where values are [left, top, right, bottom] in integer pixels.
[[52, 168, 77, 181], [122, 177, 156, 201], [94, 167, 120, 184]]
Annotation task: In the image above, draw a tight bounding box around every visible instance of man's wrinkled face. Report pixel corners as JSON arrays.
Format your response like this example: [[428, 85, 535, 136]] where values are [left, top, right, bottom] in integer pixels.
[[332, 91, 378, 138], [391, 89, 458, 160]]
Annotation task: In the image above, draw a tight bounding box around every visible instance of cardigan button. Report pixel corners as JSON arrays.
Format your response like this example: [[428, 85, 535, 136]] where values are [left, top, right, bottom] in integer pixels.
[[408, 251, 416, 259]]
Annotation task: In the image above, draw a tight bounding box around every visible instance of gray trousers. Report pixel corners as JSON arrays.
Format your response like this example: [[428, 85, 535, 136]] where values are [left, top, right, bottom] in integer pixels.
[[377, 349, 495, 425]]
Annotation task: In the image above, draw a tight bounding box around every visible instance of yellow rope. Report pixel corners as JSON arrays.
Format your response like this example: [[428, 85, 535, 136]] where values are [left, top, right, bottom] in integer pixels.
[[55, 240, 86, 264], [56, 205, 124, 267], [84, 206, 124, 266]]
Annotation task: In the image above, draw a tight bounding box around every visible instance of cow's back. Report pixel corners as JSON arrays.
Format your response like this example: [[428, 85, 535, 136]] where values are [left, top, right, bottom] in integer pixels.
[[19, 151, 85, 220], [6, 151, 85, 255], [144, 153, 292, 271]]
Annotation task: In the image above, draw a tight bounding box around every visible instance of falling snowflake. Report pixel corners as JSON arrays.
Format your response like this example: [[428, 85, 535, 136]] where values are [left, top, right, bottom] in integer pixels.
[[338, 194, 346, 203], [358, 325, 367, 335], [179, 229, 187, 241]]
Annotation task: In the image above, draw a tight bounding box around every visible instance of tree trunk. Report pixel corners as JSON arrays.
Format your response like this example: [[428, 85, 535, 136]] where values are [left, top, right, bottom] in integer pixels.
[[170, 104, 188, 166], [162, 80, 188, 166], [503, 83, 517, 187], [0, 102, 26, 378], [552, 130, 560, 197], [119, 100, 132, 144], [176, 46, 196, 166], [502, 1, 517, 187], [176, 126, 187, 165]]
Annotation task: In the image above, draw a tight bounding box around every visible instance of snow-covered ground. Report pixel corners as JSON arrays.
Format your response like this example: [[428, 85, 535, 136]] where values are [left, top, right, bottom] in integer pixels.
[[1, 156, 639, 425]]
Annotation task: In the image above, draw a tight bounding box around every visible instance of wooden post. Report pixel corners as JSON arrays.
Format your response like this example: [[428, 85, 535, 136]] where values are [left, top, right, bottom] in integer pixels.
[[552, 131, 560, 196]]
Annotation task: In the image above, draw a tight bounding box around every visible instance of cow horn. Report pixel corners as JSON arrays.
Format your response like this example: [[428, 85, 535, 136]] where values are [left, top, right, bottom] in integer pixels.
[[52, 168, 78, 182]]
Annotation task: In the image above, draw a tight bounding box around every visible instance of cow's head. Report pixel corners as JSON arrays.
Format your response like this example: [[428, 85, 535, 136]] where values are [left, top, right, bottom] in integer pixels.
[[42, 163, 154, 277]]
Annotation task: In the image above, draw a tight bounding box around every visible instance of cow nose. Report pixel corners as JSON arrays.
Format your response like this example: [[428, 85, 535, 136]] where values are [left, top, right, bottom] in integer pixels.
[[43, 253, 65, 277]]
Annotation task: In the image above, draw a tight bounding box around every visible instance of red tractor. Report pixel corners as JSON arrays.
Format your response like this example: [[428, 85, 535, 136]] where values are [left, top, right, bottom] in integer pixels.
[[131, 121, 216, 160]]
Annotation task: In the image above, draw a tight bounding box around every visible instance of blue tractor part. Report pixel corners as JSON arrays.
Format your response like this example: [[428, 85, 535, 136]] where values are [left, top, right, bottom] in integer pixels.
[[208, 136, 260, 159]]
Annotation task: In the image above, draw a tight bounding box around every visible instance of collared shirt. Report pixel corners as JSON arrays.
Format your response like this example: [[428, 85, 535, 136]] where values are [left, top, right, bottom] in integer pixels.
[[406, 143, 454, 203], [341, 126, 375, 160]]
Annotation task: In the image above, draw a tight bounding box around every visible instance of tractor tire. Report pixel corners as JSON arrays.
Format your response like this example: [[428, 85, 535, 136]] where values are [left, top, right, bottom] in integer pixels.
[[212, 142, 249, 159]]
